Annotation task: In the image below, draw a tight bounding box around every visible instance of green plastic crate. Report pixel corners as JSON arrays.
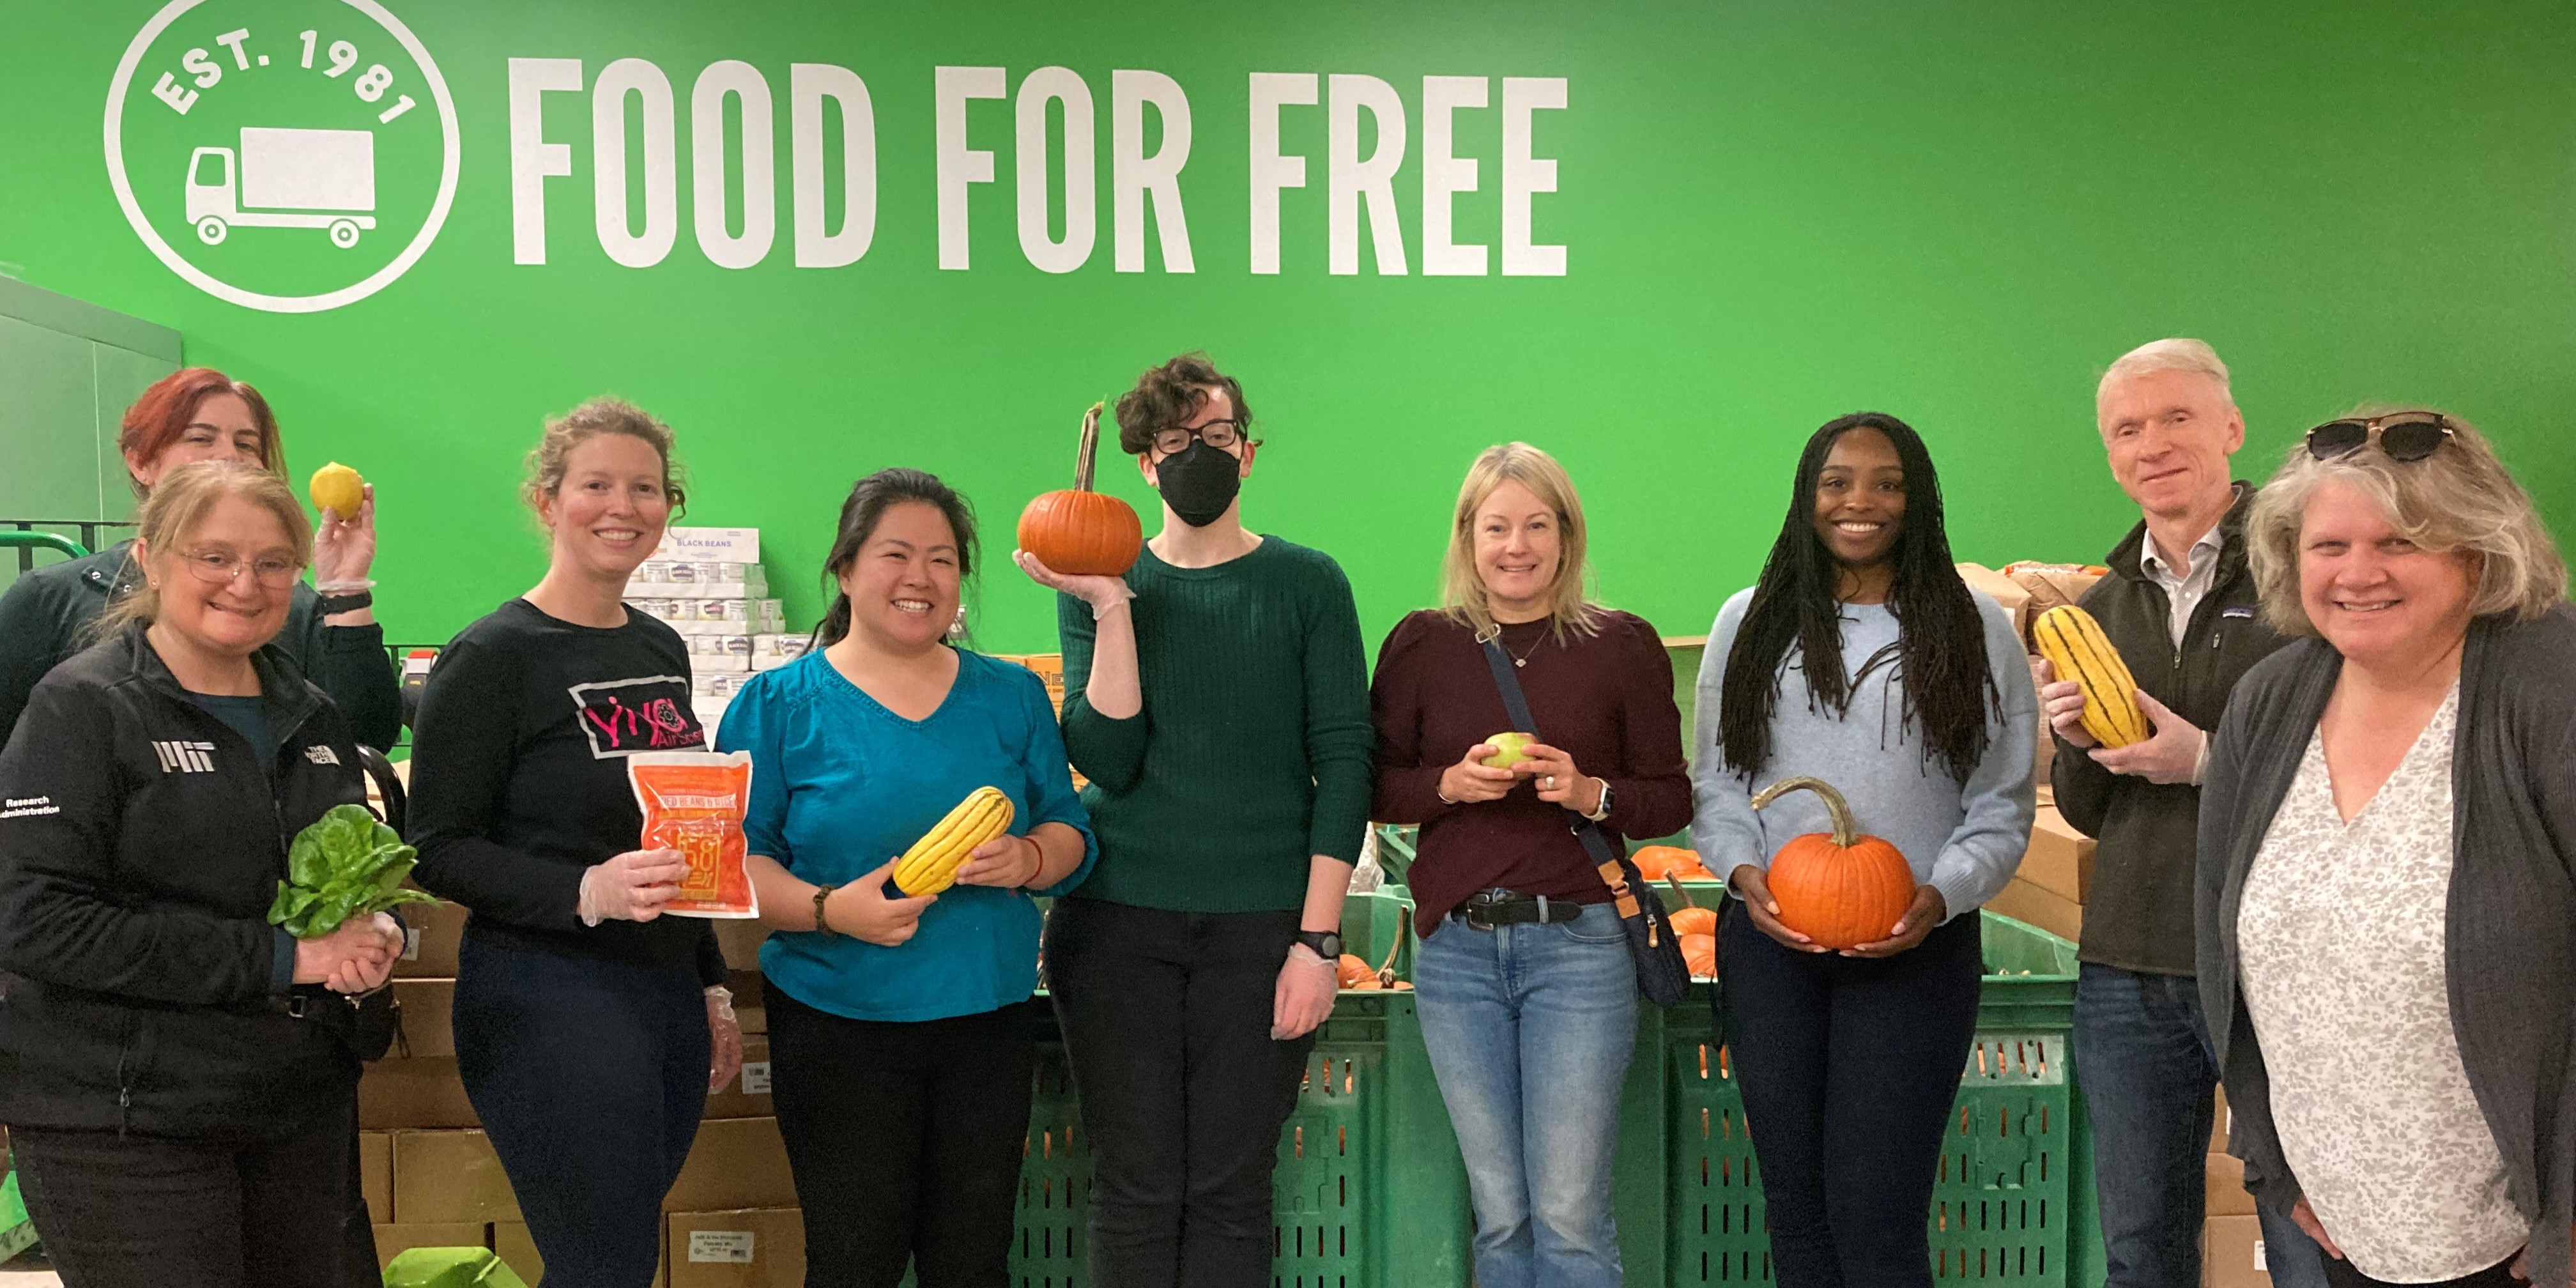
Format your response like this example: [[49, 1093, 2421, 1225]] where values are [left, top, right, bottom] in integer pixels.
[[1617, 912, 2079, 1286], [990, 889, 1469, 1288]]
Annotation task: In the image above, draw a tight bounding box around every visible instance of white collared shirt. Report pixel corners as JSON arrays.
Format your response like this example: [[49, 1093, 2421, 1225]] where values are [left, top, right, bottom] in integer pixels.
[[2140, 522, 2225, 652]]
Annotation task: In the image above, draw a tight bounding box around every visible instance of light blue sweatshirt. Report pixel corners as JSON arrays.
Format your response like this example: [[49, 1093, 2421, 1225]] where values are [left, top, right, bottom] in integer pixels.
[[1689, 588, 2037, 922]]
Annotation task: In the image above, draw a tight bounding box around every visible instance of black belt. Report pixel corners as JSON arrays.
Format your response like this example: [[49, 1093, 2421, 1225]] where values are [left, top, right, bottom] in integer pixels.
[[1450, 889, 1586, 931]]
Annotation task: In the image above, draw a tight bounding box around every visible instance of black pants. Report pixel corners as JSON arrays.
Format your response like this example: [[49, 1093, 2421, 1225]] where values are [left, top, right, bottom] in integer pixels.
[[1044, 897, 1317, 1288], [1717, 903, 1982, 1288], [10, 1083, 360, 1288], [765, 986, 1039, 1287], [454, 930, 709, 1288], [2324, 1254, 2524, 1287]]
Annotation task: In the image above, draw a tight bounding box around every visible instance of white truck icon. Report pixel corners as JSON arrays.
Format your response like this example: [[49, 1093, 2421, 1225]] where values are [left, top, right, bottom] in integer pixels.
[[186, 127, 377, 249]]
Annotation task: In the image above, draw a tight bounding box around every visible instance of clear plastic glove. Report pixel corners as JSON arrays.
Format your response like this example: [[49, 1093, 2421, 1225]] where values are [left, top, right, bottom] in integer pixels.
[[312, 484, 378, 586], [295, 911, 403, 992], [2035, 659, 2096, 749], [1013, 550, 1135, 618], [1271, 944, 1338, 1041], [705, 985, 743, 1092], [579, 848, 686, 926], [2087, 692, 2207, 785]]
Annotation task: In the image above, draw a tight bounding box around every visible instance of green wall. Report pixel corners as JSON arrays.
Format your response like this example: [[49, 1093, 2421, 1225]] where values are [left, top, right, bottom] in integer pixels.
[[4, 0, 2570, 654]]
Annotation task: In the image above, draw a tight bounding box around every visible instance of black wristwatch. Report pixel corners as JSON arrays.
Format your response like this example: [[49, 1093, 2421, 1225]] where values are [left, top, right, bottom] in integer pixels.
[[1294, 930, 1342, 960], [315, 590, 374, 615]]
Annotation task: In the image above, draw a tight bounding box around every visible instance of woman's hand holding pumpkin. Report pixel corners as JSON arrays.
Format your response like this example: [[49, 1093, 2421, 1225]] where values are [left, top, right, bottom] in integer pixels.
[[1730, 864, 1827, 954], [829, 859, 937, 947], [1438, 743, 1519, 804], [1841, 885, 1945, 958]]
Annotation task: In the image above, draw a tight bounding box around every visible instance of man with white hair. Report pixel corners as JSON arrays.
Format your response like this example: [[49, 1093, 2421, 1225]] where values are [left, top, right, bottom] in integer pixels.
[[2042, 339, 2328, 1286]]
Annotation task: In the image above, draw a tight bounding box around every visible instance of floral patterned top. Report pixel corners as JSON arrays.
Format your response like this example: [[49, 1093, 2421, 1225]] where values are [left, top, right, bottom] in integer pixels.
[[2238, 683, 2524, 1282]]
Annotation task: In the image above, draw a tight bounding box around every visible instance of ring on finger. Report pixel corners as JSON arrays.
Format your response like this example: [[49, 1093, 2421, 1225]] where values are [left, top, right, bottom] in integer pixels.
[[1543, 774, 1556, 788]]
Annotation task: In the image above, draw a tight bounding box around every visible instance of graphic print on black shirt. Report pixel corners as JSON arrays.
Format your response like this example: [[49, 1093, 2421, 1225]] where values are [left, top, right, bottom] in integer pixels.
[[567, 673, 705, 757]]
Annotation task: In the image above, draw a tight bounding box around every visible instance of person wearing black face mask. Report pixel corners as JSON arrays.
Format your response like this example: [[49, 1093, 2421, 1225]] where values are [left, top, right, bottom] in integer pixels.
[[1013, 352, 1374, 1288]]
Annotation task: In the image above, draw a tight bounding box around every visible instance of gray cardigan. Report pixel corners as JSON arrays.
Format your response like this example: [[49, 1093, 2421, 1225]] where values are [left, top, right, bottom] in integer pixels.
[[2197, 606, 2576, 1287]]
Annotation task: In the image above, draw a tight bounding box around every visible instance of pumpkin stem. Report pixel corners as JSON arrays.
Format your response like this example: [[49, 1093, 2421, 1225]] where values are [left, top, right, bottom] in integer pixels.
[[1664, 872, 1699, 910], [1749, 776, 1859, 848], [1073, 402, 1104, 493], [1374, 916, 1404, 986]]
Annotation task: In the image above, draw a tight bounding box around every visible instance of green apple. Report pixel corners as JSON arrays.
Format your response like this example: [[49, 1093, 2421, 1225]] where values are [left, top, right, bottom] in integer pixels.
[[1483, 732, 1536, 769]]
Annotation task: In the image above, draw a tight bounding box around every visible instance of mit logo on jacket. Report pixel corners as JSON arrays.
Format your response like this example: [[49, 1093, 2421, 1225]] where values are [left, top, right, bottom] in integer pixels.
[[153, 739, 215, 773]]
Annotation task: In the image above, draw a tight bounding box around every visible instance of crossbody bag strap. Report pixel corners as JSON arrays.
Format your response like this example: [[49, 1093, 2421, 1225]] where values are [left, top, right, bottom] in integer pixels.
[[1478, 634, 1637, 916]]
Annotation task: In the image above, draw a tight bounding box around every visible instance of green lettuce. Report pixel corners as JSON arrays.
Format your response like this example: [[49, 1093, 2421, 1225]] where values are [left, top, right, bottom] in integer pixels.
[[266, 804, 440, 939]]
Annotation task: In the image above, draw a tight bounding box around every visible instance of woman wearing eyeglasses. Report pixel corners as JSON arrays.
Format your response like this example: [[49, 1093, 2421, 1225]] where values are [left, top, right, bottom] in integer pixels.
[[1013, 353, 1374, 1288], [0, 367, 398, 753], [0, 463, 401, 1288], [2198, 411, 2576, 1288]]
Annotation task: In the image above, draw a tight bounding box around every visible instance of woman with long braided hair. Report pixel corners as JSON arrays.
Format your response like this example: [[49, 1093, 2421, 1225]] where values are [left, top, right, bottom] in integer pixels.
[[1692, 411, 2037, 1285]]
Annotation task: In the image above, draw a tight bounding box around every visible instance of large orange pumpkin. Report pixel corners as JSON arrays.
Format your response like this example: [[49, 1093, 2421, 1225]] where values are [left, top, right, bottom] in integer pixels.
[[1751, 776, 1915, 950], [1680, 933, 1717, 979], [1630, 845, 1701, 882], [1663, 874, 1717, 939], [1018, 402, 1144, 577]]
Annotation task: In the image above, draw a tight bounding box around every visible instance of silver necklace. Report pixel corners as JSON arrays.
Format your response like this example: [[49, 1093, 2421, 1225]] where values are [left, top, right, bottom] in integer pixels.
[[1480, 621, 1547, 667]]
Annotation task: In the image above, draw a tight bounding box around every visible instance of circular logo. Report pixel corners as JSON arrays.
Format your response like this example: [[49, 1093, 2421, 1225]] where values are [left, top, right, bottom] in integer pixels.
[[103, 0, 459, 313]]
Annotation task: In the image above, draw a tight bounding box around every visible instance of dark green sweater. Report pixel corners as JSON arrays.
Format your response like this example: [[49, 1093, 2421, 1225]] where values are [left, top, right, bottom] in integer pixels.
[[1057, 536, 1374, 912]]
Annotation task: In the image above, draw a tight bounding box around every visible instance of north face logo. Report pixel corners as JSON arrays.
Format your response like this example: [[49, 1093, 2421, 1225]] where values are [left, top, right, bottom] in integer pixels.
[[303, 746, 341, 766], [151, 740, 216, 774]]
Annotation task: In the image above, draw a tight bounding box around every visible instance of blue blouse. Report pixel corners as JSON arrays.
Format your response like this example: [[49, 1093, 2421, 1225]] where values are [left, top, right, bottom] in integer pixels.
[[715, 648, 1095, 1022]]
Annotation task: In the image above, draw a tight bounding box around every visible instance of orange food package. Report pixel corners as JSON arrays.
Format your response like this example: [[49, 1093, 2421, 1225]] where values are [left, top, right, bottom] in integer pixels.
[[629, 750, 759, 919]]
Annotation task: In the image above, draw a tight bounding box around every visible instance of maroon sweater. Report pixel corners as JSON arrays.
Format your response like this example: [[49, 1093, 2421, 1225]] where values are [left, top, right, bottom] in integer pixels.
[[1370, 609, 1693, 934]]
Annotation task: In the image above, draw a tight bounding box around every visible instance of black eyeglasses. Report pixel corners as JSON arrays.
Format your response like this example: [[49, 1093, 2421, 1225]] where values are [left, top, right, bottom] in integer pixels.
[[1151, 420, 1246, 456], [2306, 412, 2455, 463]]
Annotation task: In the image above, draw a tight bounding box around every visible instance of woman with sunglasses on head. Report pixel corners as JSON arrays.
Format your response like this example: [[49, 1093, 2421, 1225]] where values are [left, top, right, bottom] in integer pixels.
[[1692, 412, 2035, 1287], [0, 367, 397, 752], [0, 462, 402, 1288], [406, 399, 740, 1288], [1368, 442, 1690, 1288], [2198, 411, 2576, 1288], [1014, 353, 1374, 1288]]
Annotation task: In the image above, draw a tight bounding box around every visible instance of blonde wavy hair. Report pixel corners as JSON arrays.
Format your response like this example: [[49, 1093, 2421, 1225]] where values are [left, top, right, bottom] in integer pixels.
[[96, 461, 312, 640], [2245, 408, 2566, 637], [1439, 442, 1602, 640]]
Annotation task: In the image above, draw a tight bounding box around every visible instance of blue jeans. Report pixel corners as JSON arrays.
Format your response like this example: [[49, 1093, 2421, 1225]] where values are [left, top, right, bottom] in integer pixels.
[[2074, 963, 2329, 1288], [1413, 900, 1637, 1288]]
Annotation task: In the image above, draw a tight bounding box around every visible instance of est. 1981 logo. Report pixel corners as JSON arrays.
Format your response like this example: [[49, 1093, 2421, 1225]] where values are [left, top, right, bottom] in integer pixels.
[[104, 0, 459, 313]]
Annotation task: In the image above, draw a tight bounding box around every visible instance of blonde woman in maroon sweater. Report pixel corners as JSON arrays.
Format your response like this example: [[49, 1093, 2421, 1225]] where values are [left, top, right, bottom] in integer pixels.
[[1368, 441, 1690, 1288]]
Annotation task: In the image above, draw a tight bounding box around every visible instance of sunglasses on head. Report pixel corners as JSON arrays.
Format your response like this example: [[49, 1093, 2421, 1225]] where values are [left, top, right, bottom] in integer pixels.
[[2305, 412, 2455, 463]]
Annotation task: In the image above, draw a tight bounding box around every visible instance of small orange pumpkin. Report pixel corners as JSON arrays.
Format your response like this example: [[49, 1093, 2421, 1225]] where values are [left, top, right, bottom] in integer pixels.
[[1751, 776, 1915, 950], [1018, 402, 1144, 577], [1663, 873, 1717, 939], [1680, 933, 1717, 979], [1336, 953, 1378, 990], [1630, 845, 1701, 882]]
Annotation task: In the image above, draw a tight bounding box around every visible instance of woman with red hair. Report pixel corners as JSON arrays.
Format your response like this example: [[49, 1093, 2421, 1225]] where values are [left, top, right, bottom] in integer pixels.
[[0, 366, 399, 749]]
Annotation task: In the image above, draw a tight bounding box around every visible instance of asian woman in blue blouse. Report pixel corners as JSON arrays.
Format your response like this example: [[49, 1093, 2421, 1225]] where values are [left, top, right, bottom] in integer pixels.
[[717, 468, 1095, 1288]]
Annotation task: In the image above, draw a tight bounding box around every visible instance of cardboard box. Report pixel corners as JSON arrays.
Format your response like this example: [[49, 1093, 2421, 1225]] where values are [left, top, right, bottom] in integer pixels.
[[727, 969, 766, 1035], [391, 978, 456, 1059], [391, 1130, 521, 1225], [361, 1057, 481, 1131], [664, 1117, 796, 1213], [704, 1039, 774, 1121], [372, 1223, 487, 1269], [2205, 1151, 2256, 1216], [397, 900, 470, 978], [361, 1131, 394, 1225], [715, 921, 769, 972], [1986, 876, 2082, 942], [2017, 806, 2096, 903], [1956, 563, 2034, 640], [654, 527, 761, 564], [2203, 1213, 2269, 1288], [668, 1209, 806, 1287]]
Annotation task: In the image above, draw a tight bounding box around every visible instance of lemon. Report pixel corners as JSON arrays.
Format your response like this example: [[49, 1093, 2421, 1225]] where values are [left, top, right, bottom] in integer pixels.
[[309, 462, 365, 519]]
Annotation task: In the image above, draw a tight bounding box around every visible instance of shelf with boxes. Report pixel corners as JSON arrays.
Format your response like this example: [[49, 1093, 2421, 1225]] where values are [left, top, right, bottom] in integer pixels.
[[617, 528, 816, 739]]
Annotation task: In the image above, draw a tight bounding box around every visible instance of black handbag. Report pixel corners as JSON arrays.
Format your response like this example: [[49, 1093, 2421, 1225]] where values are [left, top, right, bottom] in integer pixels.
[[1478, 634, 1693, 1007]]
